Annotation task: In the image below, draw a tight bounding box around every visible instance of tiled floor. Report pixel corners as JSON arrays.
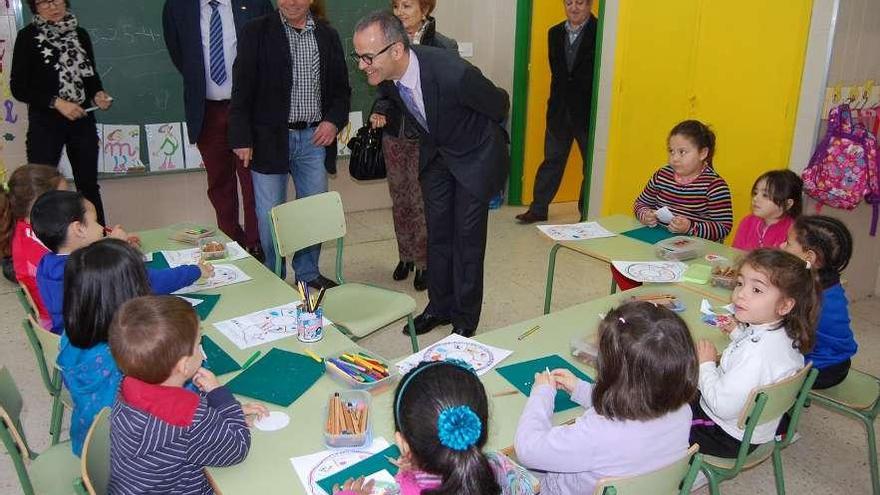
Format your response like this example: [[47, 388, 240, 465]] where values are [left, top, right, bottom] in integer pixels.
[[1, 202, 878, 493]]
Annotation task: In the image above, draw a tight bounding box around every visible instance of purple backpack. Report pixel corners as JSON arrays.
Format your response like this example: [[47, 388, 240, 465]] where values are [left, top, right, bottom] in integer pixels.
[[803, 103, 880, 235]]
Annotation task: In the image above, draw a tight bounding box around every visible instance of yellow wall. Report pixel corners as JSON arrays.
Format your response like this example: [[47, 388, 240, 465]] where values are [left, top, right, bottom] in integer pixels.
[[521, 1, 601, 206], [602, 0, 812, 236]]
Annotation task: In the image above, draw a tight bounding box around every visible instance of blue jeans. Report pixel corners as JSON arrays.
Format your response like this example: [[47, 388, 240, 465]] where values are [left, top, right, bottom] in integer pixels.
[[251, 128, 327, 282]]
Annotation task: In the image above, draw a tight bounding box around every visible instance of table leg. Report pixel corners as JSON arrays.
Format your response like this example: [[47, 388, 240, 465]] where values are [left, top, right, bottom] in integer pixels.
[[544, 244, 562, 315]]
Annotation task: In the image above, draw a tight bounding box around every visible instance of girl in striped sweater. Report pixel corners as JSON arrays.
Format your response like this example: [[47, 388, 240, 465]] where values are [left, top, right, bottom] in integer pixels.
[[634, 120, 733, 242]]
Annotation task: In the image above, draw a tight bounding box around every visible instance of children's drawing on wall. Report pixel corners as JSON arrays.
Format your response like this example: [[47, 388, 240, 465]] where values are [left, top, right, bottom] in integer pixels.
[[181, 123, 204, 169], [336, 111, 363, 157], [102, 124, 143, 174], [146, 122, 184, 171], [1, 15, 29, 169]]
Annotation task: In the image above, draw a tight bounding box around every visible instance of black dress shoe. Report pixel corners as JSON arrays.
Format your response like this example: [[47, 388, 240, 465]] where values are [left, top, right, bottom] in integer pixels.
[[247, 245, 265, 263], [452, 327, 476, 338], [515, 210, 548, 224], [413, 269, 427, 291], [402, 312, 451, 335], [393, 261, 413, 281], [306, 274, 338, 291]]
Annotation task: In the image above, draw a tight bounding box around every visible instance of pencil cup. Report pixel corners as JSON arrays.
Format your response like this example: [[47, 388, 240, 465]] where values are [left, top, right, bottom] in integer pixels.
[[296, 307, 324, 343]]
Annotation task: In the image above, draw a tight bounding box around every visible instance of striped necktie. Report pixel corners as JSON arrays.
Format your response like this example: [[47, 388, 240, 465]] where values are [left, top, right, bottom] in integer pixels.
[[396, 82, 428, 132], [208, 0, 227, 85]]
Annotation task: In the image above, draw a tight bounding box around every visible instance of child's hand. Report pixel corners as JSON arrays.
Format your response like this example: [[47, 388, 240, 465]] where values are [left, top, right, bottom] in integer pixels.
[[333, 477, 375, 495], [532, 369, 556, 391], [718, 315, 738, 334], [192, 367, 220, 393], [696, 340, 718, 364], [668, 216, 692, 234], [639, 210, 658, 227], [550, 369, 578, 394], [241, 403, 270, 426], [108, 225, 129, 240], [388, 452, 414, 472], [126, 234, 141, 247], [198, 262, 215, 279]]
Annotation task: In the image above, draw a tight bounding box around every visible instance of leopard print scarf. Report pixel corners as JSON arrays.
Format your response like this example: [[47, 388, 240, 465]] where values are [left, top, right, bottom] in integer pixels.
[[33, 13, 94, 105]]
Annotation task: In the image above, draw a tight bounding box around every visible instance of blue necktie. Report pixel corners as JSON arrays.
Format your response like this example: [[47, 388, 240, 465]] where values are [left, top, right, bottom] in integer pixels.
[[208, 0, 227, 85], [396, 82, 428, 132]]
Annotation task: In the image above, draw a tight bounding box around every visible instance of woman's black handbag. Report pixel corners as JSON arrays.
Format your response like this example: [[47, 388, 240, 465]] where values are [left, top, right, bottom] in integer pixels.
[[346, 125, 387, 180]]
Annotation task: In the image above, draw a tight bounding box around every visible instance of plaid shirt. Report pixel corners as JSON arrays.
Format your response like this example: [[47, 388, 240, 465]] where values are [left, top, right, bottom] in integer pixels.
[[281, 13, 322, 123]]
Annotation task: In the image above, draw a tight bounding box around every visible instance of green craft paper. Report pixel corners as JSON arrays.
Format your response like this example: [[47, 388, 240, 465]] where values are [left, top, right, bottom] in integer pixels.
[[496, 355, 594, 413], [621, 226, 677, 245], [201, 335, 240, 376], [185, 293, 221, 320], [316, 445, 401, 493], [225, 348, 324, 406], [683, 264, 712, 284], [144, 251, 170, 270]]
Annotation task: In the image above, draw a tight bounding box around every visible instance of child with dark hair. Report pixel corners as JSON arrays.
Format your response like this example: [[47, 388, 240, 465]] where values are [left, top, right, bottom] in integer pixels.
[[783, 215, 856, 389], [109, 295, 267, 495], [335, 361, 536, 495], [691, 249, 819, 457], [634, 120, 733, 241], [732, 169, 803, 250], [513, 301, 698, 494], [58, 238, 150, 456], [0, 164, 65, 327], [31, 189, 209, 333]]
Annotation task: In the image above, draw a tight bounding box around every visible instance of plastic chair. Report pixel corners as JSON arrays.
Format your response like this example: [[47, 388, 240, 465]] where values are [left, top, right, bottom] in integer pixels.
[[593, 444, 703, 495], [0, 366, 85, 495], [699, 365, 817, 495], [21, 315, 69, 445], [77, 407, 111, 495], [808, 369, 880, 494], [16, 284, 38, 319], [269, 192, 420, 352]]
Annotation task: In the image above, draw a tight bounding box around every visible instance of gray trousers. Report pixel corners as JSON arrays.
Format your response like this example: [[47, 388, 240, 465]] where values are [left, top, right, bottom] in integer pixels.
[[529, 118, 588, 217]]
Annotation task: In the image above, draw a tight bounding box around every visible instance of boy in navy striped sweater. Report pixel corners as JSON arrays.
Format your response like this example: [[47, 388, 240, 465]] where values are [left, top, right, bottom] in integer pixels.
[[108, 295, 267, 495]]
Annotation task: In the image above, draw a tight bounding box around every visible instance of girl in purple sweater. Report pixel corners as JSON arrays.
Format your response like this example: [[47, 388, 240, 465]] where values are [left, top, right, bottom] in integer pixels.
[[514, 301, 699, 495]]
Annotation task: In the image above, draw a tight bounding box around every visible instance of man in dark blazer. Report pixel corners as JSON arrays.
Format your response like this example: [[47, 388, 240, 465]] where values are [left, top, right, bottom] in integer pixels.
[[353, 11, 509, 337], [162, 0, 272, 257], [228, 0, 350, 289], [516, 0, 597, 223]]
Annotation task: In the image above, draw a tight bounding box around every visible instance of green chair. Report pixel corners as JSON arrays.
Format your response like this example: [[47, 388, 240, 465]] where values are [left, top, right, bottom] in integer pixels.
[[0, 366, 85, 495], [269, 191, 420, 352], [593, 444, 702, 495], [808, 369, 880, 494], [16, 284, 38, 319], [77, 408, 111, 495], [699, 365, 817, 495], [21, 315, 69, 445]]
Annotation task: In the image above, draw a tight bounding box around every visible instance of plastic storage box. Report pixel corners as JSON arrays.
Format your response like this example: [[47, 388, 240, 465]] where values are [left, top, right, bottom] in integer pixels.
[[655, 236, 703, 261], [324, 349, 398, 392], [199, 237, 227, 261], [324, 390, 371, 448], [711, 265, 737, 289]]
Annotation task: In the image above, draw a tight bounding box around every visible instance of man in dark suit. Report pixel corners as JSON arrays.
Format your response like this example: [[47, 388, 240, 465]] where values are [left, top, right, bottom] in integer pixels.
[[162, 0, 273, 256], [228, 0, 350, 290], [353, 11, 509, 337], [516, 0, 597, 223]]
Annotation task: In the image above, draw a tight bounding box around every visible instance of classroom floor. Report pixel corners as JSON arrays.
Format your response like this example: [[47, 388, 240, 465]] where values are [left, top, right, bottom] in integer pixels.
[[1, 202, 878, 494]]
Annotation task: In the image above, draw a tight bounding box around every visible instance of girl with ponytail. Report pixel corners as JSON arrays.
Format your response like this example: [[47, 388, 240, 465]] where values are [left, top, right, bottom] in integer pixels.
[[333, 361, 536, 495]]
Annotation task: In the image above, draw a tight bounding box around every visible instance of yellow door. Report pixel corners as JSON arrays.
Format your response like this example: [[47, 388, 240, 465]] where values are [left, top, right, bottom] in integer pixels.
[[602, 0, 812, 236], [521, 1, 601, 207]]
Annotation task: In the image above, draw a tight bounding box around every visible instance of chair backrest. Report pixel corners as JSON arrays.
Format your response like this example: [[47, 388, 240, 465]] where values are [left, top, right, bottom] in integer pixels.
[[737, 364, 814, 430], [270, 191, 346, 258], [593, 444, 702, 495], [81, 407, 112, 495], [16, 284, 37, 318], [0, 367, 37, 495], [29, 314, 61, 367]]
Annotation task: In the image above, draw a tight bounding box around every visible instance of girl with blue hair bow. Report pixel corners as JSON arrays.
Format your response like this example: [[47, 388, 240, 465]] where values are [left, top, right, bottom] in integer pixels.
[[334, 360, 536, 495]]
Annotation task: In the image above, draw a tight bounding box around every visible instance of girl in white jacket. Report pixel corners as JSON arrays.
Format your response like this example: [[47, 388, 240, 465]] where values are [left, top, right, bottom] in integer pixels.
[[690, 248, 820, 457]]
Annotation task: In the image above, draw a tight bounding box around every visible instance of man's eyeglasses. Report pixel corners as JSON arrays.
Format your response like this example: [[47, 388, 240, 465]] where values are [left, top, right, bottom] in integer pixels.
[[350, 42, 397, 66]]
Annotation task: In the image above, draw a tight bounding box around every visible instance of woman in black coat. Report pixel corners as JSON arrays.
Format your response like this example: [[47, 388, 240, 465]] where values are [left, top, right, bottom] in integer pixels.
[[11, 0, 112, 223], [369, 0, 457, 291]]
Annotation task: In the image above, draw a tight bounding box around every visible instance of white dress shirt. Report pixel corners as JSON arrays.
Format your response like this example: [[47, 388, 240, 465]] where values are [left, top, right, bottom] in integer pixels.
[[394, 49, 427, 122], [200, 0, 237, 100]]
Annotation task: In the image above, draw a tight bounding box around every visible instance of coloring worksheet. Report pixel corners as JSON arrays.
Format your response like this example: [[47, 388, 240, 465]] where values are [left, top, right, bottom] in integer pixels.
[[213, 302, 331, 350], [102, 124, 143, 173], [536, 221, 616, 241], [145, 122, 185, 171], [172, 264, 252, 295], [290, 438, 394, 495], [161, 241, 249, 268], [610, 260, 688, 283], [395, 333, 512, 376]]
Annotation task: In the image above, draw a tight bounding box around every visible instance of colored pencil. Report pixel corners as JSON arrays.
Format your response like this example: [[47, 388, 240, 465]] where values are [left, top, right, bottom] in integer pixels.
[[304, 348, 322, 363], [241, 350, 261, 369], [517, 325, 541, 341], [492, 389, 519, 397]]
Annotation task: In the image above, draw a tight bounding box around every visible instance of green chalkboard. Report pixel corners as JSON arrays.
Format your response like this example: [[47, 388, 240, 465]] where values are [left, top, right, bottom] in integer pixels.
[[324, 0, 386, 114]]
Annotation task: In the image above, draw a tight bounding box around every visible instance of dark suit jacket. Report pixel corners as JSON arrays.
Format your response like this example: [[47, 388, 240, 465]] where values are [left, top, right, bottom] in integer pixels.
[[378, 45, 509, 202], [547, 16, 597, 133], [162, 0, 273, 143], [227, 12, 351, 174]]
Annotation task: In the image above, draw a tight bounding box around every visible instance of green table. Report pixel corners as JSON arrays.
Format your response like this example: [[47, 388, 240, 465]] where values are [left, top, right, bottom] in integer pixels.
[[543, 214, 743, 313]]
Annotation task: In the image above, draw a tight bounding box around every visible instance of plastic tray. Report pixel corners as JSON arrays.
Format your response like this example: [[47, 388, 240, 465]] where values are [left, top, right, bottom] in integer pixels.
[[324, 349, 398, 392], [711, 265, 738, 289], [655, 236, 703, 261], [570, 337, 599, 368], [324, 390, 371, 448], [199, 237, 227, 261]]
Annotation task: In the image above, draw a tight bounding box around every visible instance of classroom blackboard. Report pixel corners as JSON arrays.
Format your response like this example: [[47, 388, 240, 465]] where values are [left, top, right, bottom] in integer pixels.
[[19, 0, 387, 176]]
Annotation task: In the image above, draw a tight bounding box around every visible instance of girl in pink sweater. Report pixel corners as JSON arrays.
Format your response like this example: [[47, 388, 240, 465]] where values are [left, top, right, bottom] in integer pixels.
[[732, 169, 802, 250]]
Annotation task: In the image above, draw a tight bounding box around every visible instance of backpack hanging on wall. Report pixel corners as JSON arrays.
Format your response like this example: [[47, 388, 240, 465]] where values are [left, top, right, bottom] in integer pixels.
[[802, 103, 880, 235]]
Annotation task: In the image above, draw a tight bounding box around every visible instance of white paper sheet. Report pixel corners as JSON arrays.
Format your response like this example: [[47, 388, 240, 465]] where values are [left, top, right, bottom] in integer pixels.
[[102, 124, 143, 173], [161, 241, 249, 268], [181, 123, 205, 169], [396, 333, 513, 376], [536, 221, 616, 241], [172, 264, 252, 294], [255, 411, 290, 432], [290, 438, 391, 495], [177, 296, 203, 307], [655, 206, 675, 224], [145, 122, 185, 171], [611, 260, 687, 283], [213, 302, 332, 350], [336, 111, 363, 157]]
